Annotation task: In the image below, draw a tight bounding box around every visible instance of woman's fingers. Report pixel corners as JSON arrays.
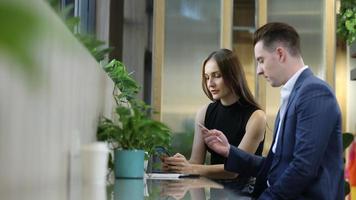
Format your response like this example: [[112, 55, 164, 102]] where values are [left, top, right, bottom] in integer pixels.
[[162, 164, 184, 173], [168, 165, 182, 171], [173, 153, 184, 158], [164, 160, 186, 167], [163, 154, 187, 166], [161, 153, 192, 173]]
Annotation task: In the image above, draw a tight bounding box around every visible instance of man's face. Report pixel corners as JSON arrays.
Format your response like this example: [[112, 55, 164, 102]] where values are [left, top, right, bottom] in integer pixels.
[[254, 41, 285, 87]]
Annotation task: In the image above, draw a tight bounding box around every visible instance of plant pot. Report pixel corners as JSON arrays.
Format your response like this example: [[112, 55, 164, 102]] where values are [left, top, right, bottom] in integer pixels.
[[114, 149, 145, 178]]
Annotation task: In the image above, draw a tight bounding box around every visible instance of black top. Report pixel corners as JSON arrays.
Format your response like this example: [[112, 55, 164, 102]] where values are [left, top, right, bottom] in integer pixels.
[[204, 99, 264, 165]]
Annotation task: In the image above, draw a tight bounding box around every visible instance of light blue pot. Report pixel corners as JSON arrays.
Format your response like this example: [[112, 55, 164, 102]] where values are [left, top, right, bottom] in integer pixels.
[[114, 149, 145, 178], [114, 179, 144, 200]]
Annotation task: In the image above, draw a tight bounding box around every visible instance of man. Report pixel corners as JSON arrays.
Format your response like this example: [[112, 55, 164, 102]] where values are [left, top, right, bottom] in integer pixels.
[[202, 22, 344, 199]]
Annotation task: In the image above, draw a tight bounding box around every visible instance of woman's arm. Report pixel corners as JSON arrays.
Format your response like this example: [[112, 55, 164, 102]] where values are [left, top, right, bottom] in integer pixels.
[[238, 110, 266, 153], [189, 105, 208, 164]]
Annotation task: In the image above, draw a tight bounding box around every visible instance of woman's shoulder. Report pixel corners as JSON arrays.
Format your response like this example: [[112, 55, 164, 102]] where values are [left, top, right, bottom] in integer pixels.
[[195, 103, 211, 121], [248, 109, 266, 123], [197, 104, 210, 113]]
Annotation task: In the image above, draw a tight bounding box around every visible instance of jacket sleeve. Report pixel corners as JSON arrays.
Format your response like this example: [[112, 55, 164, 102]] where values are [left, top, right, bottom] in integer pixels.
[[224, 145, 265, 177]]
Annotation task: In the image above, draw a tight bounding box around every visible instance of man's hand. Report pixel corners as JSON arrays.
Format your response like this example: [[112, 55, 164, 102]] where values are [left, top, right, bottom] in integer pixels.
[[199, 123, 230, 158]]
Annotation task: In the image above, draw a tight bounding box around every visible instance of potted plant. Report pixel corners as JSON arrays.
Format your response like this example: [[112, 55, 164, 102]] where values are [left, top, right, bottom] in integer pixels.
[[97, 59, 171, 178]]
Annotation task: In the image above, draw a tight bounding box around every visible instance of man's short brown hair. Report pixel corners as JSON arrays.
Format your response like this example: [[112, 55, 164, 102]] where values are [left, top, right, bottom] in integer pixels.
[[253, 22, 301, 56]]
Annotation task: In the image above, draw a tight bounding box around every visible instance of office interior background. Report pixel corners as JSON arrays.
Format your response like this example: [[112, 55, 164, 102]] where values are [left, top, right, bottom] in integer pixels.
[[1, 0, 356, 198]]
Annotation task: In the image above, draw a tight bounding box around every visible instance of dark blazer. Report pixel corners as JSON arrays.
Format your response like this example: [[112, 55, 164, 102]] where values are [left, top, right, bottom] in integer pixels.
[[225, 69, 344, 200]]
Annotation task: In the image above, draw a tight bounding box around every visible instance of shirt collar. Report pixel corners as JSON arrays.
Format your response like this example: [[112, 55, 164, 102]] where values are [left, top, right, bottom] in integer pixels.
[[281, 66, 308, 97]]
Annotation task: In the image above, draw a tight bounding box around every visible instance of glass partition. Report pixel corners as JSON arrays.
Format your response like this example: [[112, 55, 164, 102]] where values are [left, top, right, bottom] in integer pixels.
[[233, 0, 256, 95], [162, 0, 221, 156], [264, 0, 326, 148], [268, 0, 325, 78]]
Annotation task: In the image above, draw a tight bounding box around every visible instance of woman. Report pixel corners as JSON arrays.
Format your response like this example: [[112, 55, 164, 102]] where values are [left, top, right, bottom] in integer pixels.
[[162, 49, 266, 180]]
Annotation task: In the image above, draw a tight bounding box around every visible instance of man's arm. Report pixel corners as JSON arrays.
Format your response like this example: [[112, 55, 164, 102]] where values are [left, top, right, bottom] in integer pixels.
[[203, 128, 266, 177], [225, 146, 265, 176], [260, 83, 341, 199]]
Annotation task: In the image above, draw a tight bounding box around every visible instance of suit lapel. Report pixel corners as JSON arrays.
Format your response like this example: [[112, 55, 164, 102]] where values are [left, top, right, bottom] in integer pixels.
[[269, 68, 313, 171]]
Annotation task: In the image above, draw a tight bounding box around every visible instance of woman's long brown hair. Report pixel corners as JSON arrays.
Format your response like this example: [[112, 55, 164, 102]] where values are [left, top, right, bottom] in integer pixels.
[[201, 48, 261, 110]]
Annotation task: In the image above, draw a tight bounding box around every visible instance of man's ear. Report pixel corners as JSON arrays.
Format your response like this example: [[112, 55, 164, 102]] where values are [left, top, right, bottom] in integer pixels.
[[275, 47, 286, 62]]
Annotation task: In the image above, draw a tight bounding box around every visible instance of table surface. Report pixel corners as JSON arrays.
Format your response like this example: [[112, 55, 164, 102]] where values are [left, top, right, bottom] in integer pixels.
[[2, 176, 253, 200], [109, 176, 253, 200]]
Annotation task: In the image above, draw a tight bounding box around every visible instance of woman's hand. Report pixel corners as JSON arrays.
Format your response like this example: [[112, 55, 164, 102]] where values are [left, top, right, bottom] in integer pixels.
[[161, 153, 196, 174], [161, 181, 191, 200]]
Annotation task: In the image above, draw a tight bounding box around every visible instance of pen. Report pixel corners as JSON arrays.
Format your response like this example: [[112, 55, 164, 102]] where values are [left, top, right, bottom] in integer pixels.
[[197, 123, 223, 143], [197, 122, 209, 131]]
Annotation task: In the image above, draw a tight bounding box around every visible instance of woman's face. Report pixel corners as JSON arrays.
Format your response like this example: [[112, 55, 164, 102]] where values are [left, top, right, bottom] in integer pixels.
[[204, 58, 233, 102]]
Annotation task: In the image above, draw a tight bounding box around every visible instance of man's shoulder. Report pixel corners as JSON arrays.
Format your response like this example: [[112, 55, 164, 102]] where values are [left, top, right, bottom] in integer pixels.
[[301, 74, 333, 92]]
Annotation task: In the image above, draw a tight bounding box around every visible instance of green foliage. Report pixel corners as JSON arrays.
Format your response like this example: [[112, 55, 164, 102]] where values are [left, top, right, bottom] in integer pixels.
[[103, 60, 140, 102], [0, 1, 42, 84], [74, 33, 114, 62], [343, 132, 354, 151], [46, 0, 112, 62], [337, 0, 356, 44], [345, 181, 351, 198], [343, 132, 355, 197], [97, 60, 171, 154], [171, 119, 195, 158]]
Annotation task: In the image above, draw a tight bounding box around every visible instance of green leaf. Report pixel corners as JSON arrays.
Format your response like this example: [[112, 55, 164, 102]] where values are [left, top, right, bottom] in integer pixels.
[[0, 2, 43, 84], [346, 9, 353, 18], [345, 180, 350, 196], [108, 153, 114, 171], [345, 20, 354, 31], [343, 132, 354, 151], [65, 17, 80, 32]]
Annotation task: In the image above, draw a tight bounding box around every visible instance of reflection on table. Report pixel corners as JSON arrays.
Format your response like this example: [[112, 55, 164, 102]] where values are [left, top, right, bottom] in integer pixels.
[[110, 177, 253, 200], [1, 176, 253, 200]]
